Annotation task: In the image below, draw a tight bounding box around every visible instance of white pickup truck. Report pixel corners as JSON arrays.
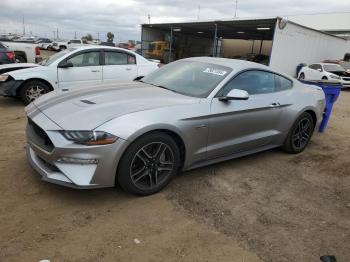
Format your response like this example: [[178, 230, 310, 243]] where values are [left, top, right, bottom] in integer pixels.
[[51, 39, 87, 51], [0, 41, 41, 63]]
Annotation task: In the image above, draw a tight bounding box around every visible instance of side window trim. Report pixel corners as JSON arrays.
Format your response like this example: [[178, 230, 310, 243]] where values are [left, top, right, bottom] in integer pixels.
[[215, 69, 293, 97]]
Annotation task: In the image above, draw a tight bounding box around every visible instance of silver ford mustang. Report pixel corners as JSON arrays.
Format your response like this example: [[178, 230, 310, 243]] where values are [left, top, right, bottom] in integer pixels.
[[25, 57, 326, 195]]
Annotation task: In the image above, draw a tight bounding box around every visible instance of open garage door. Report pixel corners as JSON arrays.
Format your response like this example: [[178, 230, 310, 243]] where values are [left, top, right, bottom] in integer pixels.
[[141, 18, 277, 65]]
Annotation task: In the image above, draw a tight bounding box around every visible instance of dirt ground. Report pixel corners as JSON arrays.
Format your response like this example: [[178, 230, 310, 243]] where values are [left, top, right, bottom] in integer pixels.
[[0, 89, 349, 262]]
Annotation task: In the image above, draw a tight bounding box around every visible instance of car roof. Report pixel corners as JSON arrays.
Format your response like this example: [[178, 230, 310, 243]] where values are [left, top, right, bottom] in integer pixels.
[[72, 45, 134, 53], [181, 56, 270, 71], [318, 63, 343, 66]]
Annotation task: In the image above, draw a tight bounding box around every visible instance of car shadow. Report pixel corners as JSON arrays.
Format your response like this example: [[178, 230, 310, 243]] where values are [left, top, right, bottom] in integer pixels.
[[0, 97, 24, 107]]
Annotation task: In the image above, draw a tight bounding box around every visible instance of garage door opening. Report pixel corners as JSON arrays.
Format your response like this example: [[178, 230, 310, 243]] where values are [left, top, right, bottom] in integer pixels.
[[141, 18, 277, 65]]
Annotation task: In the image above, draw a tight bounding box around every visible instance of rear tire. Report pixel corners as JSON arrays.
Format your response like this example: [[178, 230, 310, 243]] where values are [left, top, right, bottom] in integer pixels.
[[282, 112, 314, 154], [322, 76, 328, 80], [59, 45, 67, 51], [19, 80, 51, 104], [117, 132, 181, 196]]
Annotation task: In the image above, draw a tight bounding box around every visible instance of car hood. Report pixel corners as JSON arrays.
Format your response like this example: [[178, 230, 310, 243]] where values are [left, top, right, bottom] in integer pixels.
[[7, 64, 52, 78], [328, 70, 350, 77], [0, 63, 39, 74], [32, 82, 199, 130]]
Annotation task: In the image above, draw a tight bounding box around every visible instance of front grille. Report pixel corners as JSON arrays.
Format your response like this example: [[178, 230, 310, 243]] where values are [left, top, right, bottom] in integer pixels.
[[27, 118, 54, 152], [342, 77, 350, 81]]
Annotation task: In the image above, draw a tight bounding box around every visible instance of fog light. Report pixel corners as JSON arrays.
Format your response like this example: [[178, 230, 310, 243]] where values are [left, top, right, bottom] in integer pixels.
[[57, 157, 99, 165]]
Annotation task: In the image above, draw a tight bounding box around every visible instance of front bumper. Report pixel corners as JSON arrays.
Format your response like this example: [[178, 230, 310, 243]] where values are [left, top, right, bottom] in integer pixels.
[[0, 80, 23, 97], [26, 116, 130, 189]]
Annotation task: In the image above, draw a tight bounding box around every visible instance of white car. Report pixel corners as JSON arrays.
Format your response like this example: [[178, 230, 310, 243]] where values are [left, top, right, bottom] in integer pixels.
[[51, 39, 86, 51], [298, 63, 350, 88], [0, 46, 160, 103]]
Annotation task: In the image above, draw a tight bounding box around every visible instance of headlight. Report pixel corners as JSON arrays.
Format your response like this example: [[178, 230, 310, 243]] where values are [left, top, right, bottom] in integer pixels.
[[60, 131, 118, 145], [329, 74, 340, 80], [0, 74, 9, 82]]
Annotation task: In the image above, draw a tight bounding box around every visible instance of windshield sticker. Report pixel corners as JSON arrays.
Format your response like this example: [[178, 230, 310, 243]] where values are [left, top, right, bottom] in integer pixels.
[[203, 68, 227, 76]]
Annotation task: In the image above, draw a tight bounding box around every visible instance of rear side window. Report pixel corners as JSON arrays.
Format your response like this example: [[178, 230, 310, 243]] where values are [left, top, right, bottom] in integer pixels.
[[104, 51, 136, 65], [274, 74, 293, 91]]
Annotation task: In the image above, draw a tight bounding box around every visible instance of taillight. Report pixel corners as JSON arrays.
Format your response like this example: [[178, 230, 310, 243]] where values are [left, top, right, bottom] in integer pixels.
[[35, 47, 40, 56], [6, 51, 15, 61]]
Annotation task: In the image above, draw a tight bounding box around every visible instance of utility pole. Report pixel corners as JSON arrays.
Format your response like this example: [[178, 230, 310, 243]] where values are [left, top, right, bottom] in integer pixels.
[[74, 31, 77, 39], [97, 32, 100, 40], [22, 15, 25, 36], [197, 5, 201, 20], [234, 0, 238, 18], [52, 31, 56, 39], [148, 14, 151, 24], [56, 28, 59, 40]]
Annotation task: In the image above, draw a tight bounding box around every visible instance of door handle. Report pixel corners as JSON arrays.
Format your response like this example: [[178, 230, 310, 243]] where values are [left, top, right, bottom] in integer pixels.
[[125, 68, 132, 71], [91, 70, 100, 72], [269, 102, 281, 108]]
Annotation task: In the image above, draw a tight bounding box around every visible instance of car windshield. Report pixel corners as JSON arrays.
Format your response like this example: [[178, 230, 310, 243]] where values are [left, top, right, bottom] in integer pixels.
[[141, 61, 232, 98], [70, 40, 81, 44], [323, 64, 344, 72], [39, 49, 74, 66]]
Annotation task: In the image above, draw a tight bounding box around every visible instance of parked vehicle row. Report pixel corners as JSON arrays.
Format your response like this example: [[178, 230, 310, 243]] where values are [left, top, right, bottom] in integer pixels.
[[24, 57, 325, 195], [0, 46, 159, 103]]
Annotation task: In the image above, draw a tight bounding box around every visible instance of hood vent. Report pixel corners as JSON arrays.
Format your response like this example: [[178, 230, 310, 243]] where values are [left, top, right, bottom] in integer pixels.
[[80, 99, 96, 105]]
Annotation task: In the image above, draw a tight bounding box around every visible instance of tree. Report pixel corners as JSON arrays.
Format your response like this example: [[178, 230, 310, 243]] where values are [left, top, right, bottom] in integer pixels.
[[107, 32, 114, 43], [82, 33, 93, 41]]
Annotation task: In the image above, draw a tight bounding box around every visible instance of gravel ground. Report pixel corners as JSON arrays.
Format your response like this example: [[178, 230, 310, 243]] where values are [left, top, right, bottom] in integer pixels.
[[0, 88, 349, 261]]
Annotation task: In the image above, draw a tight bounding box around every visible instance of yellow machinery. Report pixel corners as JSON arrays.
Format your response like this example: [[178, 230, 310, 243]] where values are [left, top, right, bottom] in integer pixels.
[[145, 41, 174, 63]]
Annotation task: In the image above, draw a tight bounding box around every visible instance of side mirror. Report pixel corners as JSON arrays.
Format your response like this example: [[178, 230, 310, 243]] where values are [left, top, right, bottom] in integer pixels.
[[317, 68, 322, 72], [219, 89, 249, 101], [58, 61, 73, 68], [67, 41, 71, 44]]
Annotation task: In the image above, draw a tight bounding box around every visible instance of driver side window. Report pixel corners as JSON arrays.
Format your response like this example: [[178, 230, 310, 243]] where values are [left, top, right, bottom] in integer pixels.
[[219, 70, 276, 96], [66, 51, 100, 67], [309, 64, 322, 71]]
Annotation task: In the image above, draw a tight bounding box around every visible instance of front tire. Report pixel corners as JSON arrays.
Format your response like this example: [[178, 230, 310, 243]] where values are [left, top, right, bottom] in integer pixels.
[[19, 80, 50, 104], [117, 132, 181, 196], [282, 112, 314, 154], [299, 73, 305, 80]]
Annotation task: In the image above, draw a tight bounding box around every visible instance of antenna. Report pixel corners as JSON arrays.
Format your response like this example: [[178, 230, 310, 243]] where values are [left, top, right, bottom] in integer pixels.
[[197, 5, 201, 20], [148, 14, 151, 24], [234, 0, 238, 18], [22, 15, 25, 36]]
